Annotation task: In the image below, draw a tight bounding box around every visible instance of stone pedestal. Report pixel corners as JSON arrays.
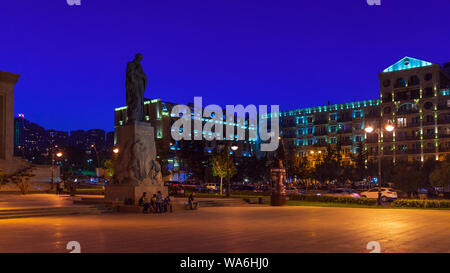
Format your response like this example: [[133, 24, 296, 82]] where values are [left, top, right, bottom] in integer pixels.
[[105, 121, 167, 205], [105, 184, 167, 205], [270, 159, 286, 206]]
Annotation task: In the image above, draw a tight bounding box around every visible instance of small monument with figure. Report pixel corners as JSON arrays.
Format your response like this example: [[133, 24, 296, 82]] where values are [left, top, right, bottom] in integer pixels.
[[270, 158, 287, 206], [105, 53, 167, 205]]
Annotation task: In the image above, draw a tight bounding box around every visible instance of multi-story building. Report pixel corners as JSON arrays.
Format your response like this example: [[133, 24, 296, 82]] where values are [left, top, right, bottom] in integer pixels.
[[278, 99, 380, 162], [85, 129, 106, 150], [106, 131, 115, 150], [377, 57, 450, 163], [47, 129, 69, 147], [278, 57, 450, 164], [14, 114, 48, 158], [114, 98, 258, 158], [114, 99, 259, 181]]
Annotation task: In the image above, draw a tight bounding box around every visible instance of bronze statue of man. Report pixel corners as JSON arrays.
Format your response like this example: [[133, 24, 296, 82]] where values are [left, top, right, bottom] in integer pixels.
[[126, 53, 147, 122]]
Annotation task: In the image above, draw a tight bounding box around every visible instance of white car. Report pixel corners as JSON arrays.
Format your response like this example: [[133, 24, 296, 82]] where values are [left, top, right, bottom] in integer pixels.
[[326, 188, 361, 198], [205, 183, 218, 191], [359, 187, 398, 202]]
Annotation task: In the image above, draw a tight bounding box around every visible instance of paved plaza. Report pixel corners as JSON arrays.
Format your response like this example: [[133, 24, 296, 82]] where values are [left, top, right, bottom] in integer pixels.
[[0, 198, 449, 253]]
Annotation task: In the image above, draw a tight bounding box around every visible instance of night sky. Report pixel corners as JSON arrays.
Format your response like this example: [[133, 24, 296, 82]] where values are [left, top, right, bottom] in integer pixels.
[[1, 0, 449, 132]]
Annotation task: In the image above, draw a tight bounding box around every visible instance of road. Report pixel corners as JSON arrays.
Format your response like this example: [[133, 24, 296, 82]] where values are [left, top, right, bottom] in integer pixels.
[[1, 205, 449, 253]]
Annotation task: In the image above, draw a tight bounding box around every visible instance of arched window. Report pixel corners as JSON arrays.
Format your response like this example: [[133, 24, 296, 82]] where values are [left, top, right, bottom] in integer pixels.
[[394, 78, 407, 88]]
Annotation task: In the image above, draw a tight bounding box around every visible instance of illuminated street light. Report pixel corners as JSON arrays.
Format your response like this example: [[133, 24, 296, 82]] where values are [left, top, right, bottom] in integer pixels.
[[364, 126, 374, 133], [385, 124, 395, 132], [113, 148, 119, 154], [56, 152, 63, 158], [363, 121, 395, 205], [231, 145, 239, 151]]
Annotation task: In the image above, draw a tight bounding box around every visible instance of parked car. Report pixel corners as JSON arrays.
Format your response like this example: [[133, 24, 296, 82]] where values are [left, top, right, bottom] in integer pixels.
[[285, 187, 303, 195], [164, 181, 182, 187], [359, 187, 398, 201], [205, 183, 218, 191], [326, 188, 361, 197]]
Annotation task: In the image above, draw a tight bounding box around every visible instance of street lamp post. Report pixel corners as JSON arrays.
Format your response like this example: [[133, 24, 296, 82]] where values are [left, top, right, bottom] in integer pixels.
[[228, 144, 239, 197], [51, 150, 63, 190], [91, 144, 100, 176], [364, 119, 394, 205]]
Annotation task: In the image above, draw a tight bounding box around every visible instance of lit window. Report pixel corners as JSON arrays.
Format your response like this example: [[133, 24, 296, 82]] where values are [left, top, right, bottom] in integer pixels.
[[397, 118, 407, 128]]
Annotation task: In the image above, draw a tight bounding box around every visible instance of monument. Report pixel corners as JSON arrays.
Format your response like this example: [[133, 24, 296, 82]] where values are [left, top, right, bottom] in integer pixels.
[[105, 54, 167, 204], [270, 158, 286, 206]]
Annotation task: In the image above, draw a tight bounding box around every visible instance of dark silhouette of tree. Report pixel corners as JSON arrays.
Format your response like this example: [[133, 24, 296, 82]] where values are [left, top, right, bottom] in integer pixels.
[[392, 161, 425, 197]]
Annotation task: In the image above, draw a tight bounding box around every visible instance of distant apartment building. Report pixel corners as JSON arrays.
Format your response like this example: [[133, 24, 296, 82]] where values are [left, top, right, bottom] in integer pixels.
[[277, 57, 450, 163], [14, 116, 109, 162]]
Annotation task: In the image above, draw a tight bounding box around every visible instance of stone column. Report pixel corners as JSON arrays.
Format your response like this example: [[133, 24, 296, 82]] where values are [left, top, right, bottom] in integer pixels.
[[0, 71, 19, 161]]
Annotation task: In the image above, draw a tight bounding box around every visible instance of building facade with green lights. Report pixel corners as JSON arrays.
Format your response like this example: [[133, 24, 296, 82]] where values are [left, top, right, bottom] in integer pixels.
[[278, 57, 450, 163], [114, 99, 258, 157]]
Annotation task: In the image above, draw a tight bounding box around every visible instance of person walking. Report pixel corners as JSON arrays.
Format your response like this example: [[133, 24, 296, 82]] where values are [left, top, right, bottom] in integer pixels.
[[188, 193, 195, 210]]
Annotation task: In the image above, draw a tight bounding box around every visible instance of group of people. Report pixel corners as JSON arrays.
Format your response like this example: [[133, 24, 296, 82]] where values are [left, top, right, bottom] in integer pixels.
[[138, 191, 173, 214]]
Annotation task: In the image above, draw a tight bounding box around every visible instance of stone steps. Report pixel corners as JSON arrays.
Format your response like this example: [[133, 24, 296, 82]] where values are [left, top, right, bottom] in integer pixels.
[[0, 206, 110, 220]]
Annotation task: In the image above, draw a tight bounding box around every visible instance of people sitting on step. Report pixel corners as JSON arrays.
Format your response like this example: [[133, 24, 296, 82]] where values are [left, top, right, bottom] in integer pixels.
[[164, 195, 173, 213], [150, 194, 157, 212], [138, 192, 150, 213]]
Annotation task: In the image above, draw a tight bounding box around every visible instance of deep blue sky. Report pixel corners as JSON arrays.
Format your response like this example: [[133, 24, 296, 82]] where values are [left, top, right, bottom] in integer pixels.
[[1, 0, 449, 132]]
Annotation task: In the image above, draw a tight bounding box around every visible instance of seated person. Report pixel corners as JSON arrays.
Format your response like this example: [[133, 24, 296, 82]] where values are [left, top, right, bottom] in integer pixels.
[[164, 196, 173, 213], [150, 194, 157, 213], [139, 192, 150, 213]]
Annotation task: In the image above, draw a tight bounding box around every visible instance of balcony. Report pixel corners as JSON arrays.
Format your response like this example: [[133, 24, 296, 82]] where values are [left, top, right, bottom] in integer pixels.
[[396, 109, 419, 115], [423, 148, 436, 154], [438, 105, 450, 111], [313, 131, 328, 136], [422, 121, 435, 126], [366, 138, 378, 143], [313, 142, 328, 148], [396, 135, 421, 141], [314, 120, 328, 125], [337, 117, 352, 123], [396, 149, 421, 155], [339, 140, 353, 146]]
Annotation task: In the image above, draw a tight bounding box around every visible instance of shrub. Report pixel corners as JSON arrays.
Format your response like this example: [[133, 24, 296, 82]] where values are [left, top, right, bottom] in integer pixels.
[[288, 194, 377, 206], [392, 199, 450, 208]]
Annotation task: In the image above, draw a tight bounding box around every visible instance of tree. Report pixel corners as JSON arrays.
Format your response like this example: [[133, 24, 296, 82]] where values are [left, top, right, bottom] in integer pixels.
[[211, 148, 237, 195], [104, 159, 114, 178], [179, 140, 210, 183], [7, 167, 35, 194], [392, 162, 425, 197], [430, 160, 450, 189], [351, 142, 367, 181]]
